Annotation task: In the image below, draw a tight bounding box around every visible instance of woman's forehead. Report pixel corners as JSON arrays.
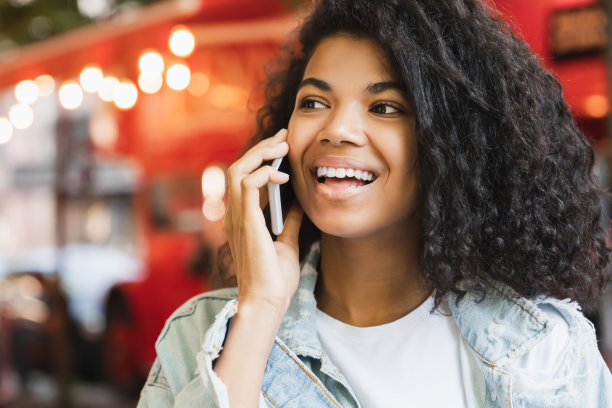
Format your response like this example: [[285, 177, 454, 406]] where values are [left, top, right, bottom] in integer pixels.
[[302, 34, 397, 83]]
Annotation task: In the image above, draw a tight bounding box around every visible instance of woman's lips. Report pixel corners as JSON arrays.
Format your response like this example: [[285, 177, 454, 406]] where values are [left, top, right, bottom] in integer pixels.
[[310, 157, 378, 178], [311, 169, 376, 200]]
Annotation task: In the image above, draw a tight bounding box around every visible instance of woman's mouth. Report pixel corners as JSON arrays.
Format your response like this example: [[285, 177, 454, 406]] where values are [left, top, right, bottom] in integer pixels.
[[314, 166, 377, 187], [310, 166, 378, 199]]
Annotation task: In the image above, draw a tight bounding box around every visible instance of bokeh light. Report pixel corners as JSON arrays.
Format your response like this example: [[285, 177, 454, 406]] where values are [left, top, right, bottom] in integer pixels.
[[202, 198, 226, 222], [59, 82, 84, 110], [201, 165, 226, 199], [15, 80, 39, 105], [113, 80, 138, 110], [209, 84, 248, 109], [166, 63, 191, 90], [0, 118, 14, 145], [187, 72, 210, 96], [585, 94, 609, 118], [77, 0, 114, 19], [169, 26, 195, 57], [89, 109, 118, 150], [85, 202, 111, 244], [80, 65, 104, 93], [138, 73, 163, 94], [9, 104, 34, 129], [138, 50, 164, 75], [34, 74, 55, 97], [98, 76, 119, 102]]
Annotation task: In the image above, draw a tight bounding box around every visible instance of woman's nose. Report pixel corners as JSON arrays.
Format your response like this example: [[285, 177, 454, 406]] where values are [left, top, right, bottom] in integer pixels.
[[317, 102, 367, 146]]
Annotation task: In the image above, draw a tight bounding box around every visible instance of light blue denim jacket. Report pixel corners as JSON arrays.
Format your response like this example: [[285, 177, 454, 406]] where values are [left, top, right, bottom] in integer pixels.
[[138, 243, 612, 407]]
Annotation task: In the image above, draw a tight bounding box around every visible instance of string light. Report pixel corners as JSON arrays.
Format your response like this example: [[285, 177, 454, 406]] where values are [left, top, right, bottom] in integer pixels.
[[15, 80, 39, 105], [169, 26, 195, 57], [138, 73, 163, 94], [201, 165, 226, 199], [113, 80, 138, 110], [0, 118, 14, 145], [98, 76, 119, 102], [202, 199, 225, 222], [34, 75, 55, 97], [2, 27, 204, 137], [58, 81, 84, 110], [80, 65, 104, 93], [138, 51, 164, 75], [9, 104, 34, 129], [166, 63, 191, 90]]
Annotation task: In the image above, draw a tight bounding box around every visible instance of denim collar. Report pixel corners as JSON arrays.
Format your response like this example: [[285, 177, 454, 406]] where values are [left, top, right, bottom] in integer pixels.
[[278, 241, 555, 369], [277, 241, 324, 360], [447, 279, 555, 366]]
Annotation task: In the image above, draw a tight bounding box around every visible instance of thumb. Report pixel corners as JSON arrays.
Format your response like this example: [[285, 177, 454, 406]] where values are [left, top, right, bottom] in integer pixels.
[[276, 201, 303, 250]]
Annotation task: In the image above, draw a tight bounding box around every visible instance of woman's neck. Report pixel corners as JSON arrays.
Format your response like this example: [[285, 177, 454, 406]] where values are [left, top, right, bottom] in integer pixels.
[[315, 220, 430, 327]]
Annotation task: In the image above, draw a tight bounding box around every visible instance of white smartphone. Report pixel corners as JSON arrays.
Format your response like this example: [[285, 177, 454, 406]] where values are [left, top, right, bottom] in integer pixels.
[[267, 157, 284, 235]]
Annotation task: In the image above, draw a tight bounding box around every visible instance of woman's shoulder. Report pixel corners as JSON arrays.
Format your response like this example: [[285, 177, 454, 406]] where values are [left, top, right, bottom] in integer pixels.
[[447, 280, 596, 366], [140, 288, 239, 401], [155, 287, 238, 348], [449, 280, 611, 406]]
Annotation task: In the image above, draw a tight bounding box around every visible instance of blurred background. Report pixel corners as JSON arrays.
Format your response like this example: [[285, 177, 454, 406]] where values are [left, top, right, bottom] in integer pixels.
[[0, 0, 611, 406]]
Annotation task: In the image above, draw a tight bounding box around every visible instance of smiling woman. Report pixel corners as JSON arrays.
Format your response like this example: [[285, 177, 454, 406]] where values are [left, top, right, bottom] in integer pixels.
[[137, 1, 612, 407], [288, 36, 419, 240]]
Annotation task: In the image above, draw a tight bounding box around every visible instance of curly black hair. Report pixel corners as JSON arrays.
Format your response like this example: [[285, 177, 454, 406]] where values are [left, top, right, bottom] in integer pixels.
[[246, 0, 611, 308]]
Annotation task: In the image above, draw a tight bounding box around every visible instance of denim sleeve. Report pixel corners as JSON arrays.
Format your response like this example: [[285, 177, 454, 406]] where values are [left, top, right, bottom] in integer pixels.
[[138, 297, 268, 408]]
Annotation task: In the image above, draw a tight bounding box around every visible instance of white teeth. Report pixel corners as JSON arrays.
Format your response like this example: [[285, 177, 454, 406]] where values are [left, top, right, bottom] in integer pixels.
[[316, 166, 375, 182]]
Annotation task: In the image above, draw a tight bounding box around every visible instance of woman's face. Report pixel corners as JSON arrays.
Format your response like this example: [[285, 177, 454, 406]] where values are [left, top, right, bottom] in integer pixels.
[[287, 34, 419, 238]]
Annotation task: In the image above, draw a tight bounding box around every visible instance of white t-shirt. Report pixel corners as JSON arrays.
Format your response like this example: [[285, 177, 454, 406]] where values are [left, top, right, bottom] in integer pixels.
[[315, 297, 570, 408], [315, 297, 468, 408]]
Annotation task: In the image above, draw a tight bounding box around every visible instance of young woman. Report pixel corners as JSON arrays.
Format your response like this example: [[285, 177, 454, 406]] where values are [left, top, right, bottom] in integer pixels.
[[138, 0, 612, 406]]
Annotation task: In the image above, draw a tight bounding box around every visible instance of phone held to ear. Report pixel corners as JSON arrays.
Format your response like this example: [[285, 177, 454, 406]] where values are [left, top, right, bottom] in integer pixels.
[[268, 157, 284, 235]]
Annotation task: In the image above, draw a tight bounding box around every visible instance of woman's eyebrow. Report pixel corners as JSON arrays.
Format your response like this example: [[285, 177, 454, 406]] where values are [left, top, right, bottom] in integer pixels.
[[366, 81, 404, 94], [298, 77, 331, 91], [297, 78, 404, 94]]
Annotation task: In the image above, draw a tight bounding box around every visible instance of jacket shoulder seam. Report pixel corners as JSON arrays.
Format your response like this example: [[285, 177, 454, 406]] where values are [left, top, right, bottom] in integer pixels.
[[157, 292, 237, 344]]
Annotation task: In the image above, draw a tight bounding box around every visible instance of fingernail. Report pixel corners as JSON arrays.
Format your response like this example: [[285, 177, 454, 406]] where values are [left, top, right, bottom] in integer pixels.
[[279, 141, 288, 149], [279, 171, 289, 178]]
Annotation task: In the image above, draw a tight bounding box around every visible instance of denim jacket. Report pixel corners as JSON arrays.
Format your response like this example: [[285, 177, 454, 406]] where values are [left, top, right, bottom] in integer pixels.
[[138, 243, 612, 407]]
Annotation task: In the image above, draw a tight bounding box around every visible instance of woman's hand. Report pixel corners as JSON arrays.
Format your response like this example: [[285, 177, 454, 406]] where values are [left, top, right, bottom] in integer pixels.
[[224, 128, 304, 317]]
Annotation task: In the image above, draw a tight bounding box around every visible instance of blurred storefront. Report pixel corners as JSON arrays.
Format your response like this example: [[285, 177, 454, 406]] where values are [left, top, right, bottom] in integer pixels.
[[0, 0, 302, 405]]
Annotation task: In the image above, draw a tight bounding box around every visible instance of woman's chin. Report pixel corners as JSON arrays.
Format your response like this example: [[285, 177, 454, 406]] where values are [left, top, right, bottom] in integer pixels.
[[308, 213, 371, 239]]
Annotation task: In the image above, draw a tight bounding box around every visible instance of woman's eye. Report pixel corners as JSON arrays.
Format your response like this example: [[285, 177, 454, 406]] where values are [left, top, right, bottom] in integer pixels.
[[300, 98, 326, 110], [370, 104, 403, 115]]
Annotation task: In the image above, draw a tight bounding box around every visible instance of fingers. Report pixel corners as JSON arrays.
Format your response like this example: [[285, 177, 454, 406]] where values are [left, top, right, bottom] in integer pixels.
[[277, 201, 303, 250], [241, 166, 289, 218], [226, 128, 289, 230], [227, 129, 288, 181], [230, 141, 288, 180]]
